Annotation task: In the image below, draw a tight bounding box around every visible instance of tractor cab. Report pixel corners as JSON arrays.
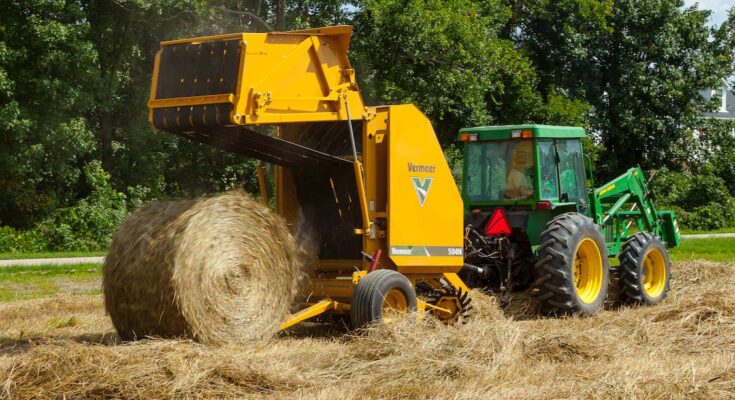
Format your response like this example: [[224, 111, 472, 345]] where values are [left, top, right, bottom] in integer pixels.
[[458, 125, 589, 245]]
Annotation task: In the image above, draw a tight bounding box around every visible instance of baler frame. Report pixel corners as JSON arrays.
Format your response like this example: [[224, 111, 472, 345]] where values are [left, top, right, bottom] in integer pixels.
[[147, 26, 471, 329]]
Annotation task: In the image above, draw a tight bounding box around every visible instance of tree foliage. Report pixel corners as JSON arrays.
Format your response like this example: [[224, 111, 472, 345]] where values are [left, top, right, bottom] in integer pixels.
[[510, 0, 612, 101], [0, 0, 734, 244], [692, 119, 735, 193], [0, 0, 98, 227], [651, 165, 734, 230], [514, 0, 735, 178], [352, 0, 544, 143], [596, 0, 734, 176]]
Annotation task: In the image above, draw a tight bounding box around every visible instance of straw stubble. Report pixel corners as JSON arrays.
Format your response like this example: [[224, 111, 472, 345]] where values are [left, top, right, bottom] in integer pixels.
[[0, 260, 733, 399]]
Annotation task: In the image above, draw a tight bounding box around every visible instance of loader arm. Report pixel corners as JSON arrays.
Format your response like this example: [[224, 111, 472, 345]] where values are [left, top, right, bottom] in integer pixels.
[[590, 167, 681, 255]]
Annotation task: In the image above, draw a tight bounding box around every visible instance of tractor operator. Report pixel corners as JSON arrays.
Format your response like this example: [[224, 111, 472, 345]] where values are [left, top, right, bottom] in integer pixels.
[[504, 142, 535, 199]]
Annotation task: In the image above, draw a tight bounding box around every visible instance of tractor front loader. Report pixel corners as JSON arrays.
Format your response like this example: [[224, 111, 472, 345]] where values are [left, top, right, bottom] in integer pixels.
[[147, 26, 470, 330], [458, 125, 681, 315]]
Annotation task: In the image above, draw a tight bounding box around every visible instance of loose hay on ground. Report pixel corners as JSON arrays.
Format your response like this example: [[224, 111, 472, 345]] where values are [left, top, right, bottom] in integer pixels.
[[103, 192, 304, 345], [1, 261, 733, 399]]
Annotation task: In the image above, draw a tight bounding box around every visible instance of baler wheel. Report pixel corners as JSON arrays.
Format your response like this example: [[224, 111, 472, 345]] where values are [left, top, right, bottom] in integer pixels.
[[533, 212, 610, 316], [351, 269, 417, 329], [614, 232, 671, 305]]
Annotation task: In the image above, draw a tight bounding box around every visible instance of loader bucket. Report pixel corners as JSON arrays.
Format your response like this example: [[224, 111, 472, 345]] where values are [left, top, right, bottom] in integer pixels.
[[658, 210, 681, 247]]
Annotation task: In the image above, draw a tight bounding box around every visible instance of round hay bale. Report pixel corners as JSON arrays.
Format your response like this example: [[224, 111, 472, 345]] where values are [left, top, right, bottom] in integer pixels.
[[103, 192, 304, 344]]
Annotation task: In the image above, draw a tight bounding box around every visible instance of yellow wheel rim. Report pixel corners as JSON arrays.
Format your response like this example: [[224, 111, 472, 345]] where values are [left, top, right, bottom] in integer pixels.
[[573, 238, 604, 304], [642, 248, 667, 298], [382, 289, 408, 323]]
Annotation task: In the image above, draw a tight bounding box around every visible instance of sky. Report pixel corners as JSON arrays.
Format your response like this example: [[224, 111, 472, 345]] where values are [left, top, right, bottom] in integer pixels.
[[683, 0, 732, 26]]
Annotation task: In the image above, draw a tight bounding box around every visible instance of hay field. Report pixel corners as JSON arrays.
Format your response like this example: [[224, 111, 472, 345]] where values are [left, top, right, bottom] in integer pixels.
[[0, 260, 733, 399]]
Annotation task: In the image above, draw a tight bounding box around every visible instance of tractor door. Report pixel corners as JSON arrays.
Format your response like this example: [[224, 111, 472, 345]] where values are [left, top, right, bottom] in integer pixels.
[[537, 138, 588, 214]]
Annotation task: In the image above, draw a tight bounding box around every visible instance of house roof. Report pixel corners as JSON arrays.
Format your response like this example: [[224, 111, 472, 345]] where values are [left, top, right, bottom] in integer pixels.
[[722, 78, 732, 91]]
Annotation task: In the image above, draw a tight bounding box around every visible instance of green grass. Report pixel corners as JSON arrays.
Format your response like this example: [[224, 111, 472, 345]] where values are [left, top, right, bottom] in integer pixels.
[[0, 251, 105, 260], [0, 263, 101, 302], [669, 237, 735, 263], [0, 238, 731, 304], [680, 227, 735, 235]]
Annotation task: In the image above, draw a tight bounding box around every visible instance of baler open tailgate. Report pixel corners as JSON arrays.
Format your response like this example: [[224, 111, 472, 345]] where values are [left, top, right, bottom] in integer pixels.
[[147, 26, 365, 131]]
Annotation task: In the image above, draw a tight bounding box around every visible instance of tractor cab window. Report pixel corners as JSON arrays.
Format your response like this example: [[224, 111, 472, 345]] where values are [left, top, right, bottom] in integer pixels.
[[465, 140, 535, 201], [538, 139, 587, 203], [539, 140, 560, 199], [557, 139, 587, 203]]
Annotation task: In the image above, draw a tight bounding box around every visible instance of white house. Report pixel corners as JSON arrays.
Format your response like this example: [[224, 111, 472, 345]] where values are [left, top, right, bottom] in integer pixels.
[[701, 78, 735, 120]]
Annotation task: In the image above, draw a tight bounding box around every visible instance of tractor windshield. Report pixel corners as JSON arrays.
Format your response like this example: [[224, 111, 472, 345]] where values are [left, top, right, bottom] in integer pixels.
[[465, 140, 535, 201]]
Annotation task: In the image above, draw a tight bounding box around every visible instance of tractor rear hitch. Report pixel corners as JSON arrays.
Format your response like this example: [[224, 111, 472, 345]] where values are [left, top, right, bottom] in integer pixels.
[[463, 263, 491, 279]]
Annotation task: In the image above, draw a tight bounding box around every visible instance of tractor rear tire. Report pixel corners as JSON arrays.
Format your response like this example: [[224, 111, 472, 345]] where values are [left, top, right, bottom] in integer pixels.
[[614, 232, 671, 305], [533, 213, 610, 316], [351, 269, 417, 329]]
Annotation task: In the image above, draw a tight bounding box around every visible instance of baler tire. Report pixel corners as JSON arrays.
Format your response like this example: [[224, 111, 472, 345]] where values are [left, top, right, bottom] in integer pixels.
[[614, 232, 670, 305], [532, 212, 610, 316], [351, 269, 417, 329]]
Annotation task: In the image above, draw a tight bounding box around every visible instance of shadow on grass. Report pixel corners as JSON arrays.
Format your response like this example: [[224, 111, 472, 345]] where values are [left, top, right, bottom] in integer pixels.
[[0, 331, 120, 355], [279, 316, 352, 340], [478, 287, 634, 321]]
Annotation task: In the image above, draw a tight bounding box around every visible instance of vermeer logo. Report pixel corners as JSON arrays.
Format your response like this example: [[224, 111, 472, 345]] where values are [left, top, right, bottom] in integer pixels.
[[408, 162, 436, 173], [411, 177, 432, 207]]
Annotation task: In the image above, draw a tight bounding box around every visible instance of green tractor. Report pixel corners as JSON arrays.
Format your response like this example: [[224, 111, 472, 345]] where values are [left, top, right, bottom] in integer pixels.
[[458, 125, 681, 315]]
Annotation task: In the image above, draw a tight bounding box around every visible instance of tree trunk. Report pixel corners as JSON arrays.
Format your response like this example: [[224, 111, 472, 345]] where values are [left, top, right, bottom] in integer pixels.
[[276, 0, 285, 31], [99, 113, 114, 171]]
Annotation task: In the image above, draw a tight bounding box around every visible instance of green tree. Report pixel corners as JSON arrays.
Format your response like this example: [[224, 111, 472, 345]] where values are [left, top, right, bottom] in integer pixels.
[[0, 0, 98, 227], [351, 0, 544, 144], [693, 118, 735, 193], [36, 160, 130, 251], [595, 0, 734, 177], [651, 166, 734, 230], [510, 0, 612, 102], [205, 1, 350, 32], [82, 0, 206, 170], [513, 0, 735, 179]]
